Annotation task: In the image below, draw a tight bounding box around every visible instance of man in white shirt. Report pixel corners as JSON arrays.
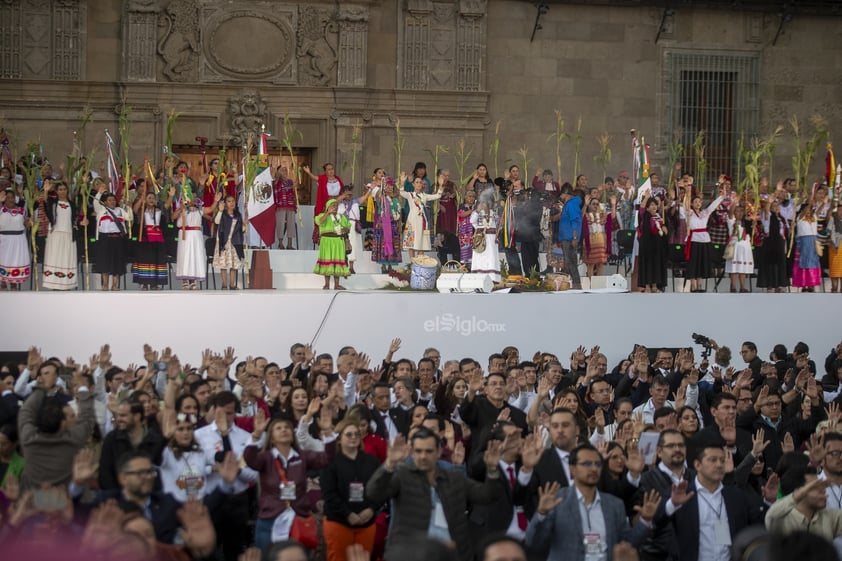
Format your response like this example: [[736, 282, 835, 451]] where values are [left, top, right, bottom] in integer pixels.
[[633, 375, 675, 424], [194, 391, 259, 561]]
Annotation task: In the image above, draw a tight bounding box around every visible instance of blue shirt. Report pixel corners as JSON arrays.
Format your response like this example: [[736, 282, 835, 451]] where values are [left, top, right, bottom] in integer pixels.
[[558, 197, 583, 242]]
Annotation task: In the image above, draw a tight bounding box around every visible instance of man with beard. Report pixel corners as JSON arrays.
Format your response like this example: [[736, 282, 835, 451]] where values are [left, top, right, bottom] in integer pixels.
[[636, 429, 695, 561], [98, 399, 166, 491], [462, 371, 528, 455], [525, 444, 660, 561]]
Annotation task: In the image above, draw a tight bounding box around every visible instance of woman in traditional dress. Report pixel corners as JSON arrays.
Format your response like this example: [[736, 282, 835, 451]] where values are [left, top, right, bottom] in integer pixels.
[[792, 202, 822, 292], [273, 164, 298, 250], [684, 185, 726, 292], [582, 194, 618, 279], [466, 163, 497, 207], [337, 185, 362, 274], [469, 201, 500, 282], [172, 189, 218, 290], [434, 172, 459, 265], [303, 163, 343, 246], [313, 198, 350, 290], [43, 180, 83, 290], [0, 187, 30, 290], [213, 194, 244, 290], [93, 184, 129, 291], [636, 196, 668, 293], [368, 173, 402, 273], [827, 203, 842, 292], [399, 172, 443, 260], [757, 198, 789, 293], [725, 204, 755, 293], [457, 189, 477, 266], [130, 184, 170, 290]]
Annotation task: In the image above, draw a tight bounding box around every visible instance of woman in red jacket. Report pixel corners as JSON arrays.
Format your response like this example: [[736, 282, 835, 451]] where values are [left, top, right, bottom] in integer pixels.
[[244, 408, 335, 550], [302, 163, 344, 246]]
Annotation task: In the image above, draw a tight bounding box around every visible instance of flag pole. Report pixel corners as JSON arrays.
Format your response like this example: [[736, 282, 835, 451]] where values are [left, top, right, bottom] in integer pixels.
[[243, 140, 250, 288]]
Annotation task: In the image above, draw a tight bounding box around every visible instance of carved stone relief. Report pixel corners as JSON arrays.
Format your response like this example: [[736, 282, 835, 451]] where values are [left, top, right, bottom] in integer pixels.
[[228, 90, 268, 147], [401, 0, 487, 92], [297, 5, 338, 87], [337, 4, 369, 87], [157, 0, 200, 82], [198, 2, 296, 84]]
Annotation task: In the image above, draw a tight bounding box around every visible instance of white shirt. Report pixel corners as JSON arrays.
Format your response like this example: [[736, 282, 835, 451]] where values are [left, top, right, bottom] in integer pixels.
[[376, 409, 399, 442], [666, 477, 730, 561], [554, 447, 572, 482], [500, 459, 526, 540], [633, 398, 676, 424], [657, 461, 687, 486], [687, 196, 725, 243], [194, 421, 259, 494], [819, 471, 842, 511], [576, 487, 608, 555]]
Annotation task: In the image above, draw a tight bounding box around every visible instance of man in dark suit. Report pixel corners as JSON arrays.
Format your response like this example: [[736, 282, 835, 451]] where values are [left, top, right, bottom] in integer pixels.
[[468, 422, 545, 544], [636, 429, 696, 561], [664, 441, 764, 561], [525, 444, 660, 561], [370, 382, 409, 441], [461, 371, 528, 457], [524, 408, 578, 517], [690, 393, 752, 473]]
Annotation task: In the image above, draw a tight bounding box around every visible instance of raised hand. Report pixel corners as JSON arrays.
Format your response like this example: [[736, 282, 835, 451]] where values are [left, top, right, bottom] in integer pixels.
[[223, 346, 237, 367], [483, 439, 503, 468], [751, 429, 770, 458], [143, 343, 158, 364], [73, 447, 99, 486], [253, 409, 269, 435], [452, 441, 466, 466], [520, 433, 545, 470], [626, 444, 645, 477], [807, 433, 825, 465], [594, 408, 606, 433], [613, 543, 641, 561], [388, 338, 402, 355], [536, 481, 563, 515], [385, 435, 409, 469], [217, 451, 240, 484], [178, 500, 217, 558], [763, 470, 780, 504], [782, 432, 795, 454], [27, 346, 43, 372], [98, 344, 112, 369], [634, 488, 662, 521], [161, 408, 177, 439], [670, 480, 695, 506], [306, 396, 322, 419]]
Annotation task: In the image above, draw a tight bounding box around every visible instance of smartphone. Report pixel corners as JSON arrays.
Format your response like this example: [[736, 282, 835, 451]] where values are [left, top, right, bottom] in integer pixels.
[[33, 488, 68, 512], [155, 361, 168, 373]]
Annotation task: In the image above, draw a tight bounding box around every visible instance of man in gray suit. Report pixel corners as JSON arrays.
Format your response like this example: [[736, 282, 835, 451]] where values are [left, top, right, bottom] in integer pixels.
[[525, 444, 661, 561]]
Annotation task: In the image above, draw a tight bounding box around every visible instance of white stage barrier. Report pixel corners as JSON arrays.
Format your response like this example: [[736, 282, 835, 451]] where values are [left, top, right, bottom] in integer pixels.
[[1, 292, 838, 370]]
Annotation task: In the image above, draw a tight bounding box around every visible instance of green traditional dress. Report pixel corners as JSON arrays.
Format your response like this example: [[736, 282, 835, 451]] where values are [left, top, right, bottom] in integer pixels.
[[314, 211, 351, 277]]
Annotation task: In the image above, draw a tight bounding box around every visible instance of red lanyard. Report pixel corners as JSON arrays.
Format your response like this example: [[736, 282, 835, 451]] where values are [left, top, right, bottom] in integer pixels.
[[273, 457, 289, 484]]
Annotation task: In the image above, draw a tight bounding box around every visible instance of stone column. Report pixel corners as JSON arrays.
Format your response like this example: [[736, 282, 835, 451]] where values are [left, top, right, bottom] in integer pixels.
[[122, 0, 160, 81], [337, 4, 369, 87]]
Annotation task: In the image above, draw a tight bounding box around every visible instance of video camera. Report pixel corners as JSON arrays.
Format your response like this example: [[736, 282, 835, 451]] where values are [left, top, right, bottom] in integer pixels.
[[692, 333, 713, 359]]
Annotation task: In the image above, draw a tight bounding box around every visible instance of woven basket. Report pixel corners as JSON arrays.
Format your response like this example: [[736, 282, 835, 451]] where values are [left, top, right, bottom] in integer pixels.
[[545, 273, 571, 291], [441, 260, 467, 273]]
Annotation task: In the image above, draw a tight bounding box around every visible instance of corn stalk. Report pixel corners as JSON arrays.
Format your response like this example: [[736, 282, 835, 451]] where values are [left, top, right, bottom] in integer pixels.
[[546, 111, 569, 184], [393, 118, 405, 177], [666, 128, 684, 194], [594, 132, 612, 199], [22, 144, 41, 290], [572, 115, 583, 185], [452, 139, 472, 189], [281, 114, 304, 225], [488, 120, 503, 180], [790, 114, 828, 200], [164, 108, 181, 179], [692, 130, 707, 197], [349, 120, 362, 188], [516, 146, 533, 182], [735, 134, 747, 196]]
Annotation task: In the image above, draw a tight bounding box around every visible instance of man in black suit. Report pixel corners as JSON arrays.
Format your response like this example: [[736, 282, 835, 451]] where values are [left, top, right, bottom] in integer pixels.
[[523, 408, 578, 517], [740, 341, 763, 388], [468, 422, 544, 544], [636, 429, 696, 561], [664, 441, 763, 561], [371, 382, 409, 442], [690, 393, 752, 474], [461, 371, 529, 457]]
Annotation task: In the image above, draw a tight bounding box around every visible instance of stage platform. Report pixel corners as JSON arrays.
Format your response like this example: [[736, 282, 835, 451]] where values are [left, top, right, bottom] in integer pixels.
[[2, 291, 838, 372]]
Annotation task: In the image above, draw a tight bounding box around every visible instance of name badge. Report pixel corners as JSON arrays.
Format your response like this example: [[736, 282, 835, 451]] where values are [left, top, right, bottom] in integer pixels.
[[349, 482, 365, 503], [583, 533, 602, 555], [279, 481, 297, 501]]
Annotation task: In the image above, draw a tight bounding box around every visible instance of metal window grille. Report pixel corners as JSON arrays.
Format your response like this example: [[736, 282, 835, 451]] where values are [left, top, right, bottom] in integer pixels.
[[664, 51, 760, 185]]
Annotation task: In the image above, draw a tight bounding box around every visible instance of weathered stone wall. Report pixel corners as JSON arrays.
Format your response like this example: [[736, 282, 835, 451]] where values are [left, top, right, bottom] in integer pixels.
[[0, 0, 839, 195]]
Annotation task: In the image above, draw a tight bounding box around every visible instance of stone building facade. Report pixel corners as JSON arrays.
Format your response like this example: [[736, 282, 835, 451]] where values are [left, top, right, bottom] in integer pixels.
[[0, 0, 839, 197]]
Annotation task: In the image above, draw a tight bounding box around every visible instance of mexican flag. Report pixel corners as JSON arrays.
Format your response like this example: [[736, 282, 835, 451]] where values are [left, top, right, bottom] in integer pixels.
[[247, 165, 275, 247], [636, 135, 651, 194]]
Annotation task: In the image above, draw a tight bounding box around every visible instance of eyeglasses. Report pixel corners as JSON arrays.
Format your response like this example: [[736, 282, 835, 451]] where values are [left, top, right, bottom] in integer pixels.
[[123, 468, 158, 478], [574, 460, 603, 469], [827, 450, 842, 458]]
